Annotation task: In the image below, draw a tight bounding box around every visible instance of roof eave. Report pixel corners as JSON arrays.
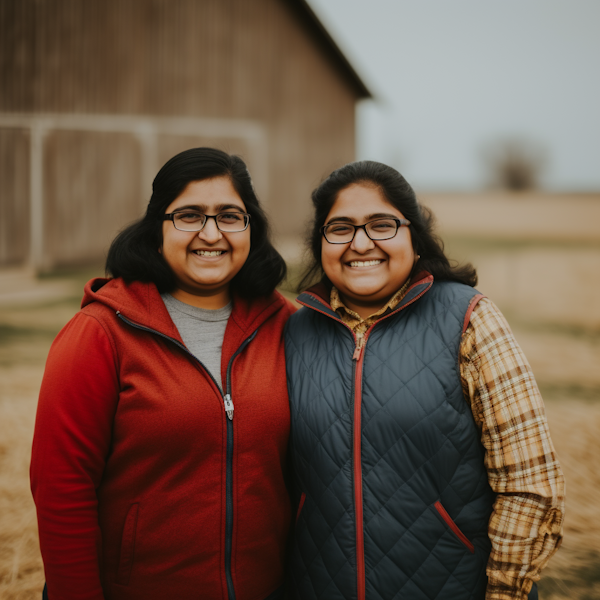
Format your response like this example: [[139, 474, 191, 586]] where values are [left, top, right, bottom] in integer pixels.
[[285, 0, 373, 99]]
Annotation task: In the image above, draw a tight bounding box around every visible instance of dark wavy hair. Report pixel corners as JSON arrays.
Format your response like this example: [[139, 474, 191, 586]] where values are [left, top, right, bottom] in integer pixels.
[[106, 147, 286, 298], [299, 160, 477, 291]]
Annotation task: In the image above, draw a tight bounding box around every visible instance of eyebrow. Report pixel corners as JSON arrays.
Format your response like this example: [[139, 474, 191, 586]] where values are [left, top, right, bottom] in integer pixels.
[[325, 212, 398, 224], [171, 204, 246, 213]]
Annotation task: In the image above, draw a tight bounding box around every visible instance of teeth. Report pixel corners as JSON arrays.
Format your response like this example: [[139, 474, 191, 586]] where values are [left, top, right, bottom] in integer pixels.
[[195, 250, 223, 257], [349, 260, 382, 267]]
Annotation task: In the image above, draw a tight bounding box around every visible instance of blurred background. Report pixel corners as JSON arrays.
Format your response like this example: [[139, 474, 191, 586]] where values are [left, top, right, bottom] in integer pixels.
[[0, 1, 599, 598]]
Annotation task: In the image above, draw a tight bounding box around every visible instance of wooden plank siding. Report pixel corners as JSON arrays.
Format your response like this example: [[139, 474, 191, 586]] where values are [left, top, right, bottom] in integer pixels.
[[43, 130, 142, 267], [0, 128, 30, 266], [0, 0, 366, 270]]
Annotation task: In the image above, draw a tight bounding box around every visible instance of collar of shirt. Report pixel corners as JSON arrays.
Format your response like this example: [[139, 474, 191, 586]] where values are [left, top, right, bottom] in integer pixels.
[[330, 278, 412, 337]]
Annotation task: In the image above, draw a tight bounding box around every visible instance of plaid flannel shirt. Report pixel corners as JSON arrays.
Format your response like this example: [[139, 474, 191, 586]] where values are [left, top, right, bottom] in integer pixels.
[[330, 286, 565, 600]]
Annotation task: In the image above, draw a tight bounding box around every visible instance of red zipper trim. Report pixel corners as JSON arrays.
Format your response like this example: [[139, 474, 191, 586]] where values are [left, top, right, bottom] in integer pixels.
[[352, 281, 433, 600], [297, 292, 368, 598], [434, 501, 475, 553], [353, 350, 366, 600]]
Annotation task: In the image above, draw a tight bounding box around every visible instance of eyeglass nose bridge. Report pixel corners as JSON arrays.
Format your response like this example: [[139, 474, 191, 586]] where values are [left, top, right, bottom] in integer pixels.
[[196, 213, 222, 234], [350, 223, 377, 243]]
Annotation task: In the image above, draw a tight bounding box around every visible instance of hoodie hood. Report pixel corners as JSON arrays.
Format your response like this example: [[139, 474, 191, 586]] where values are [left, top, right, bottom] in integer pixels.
[[82, 277, 291, 350]]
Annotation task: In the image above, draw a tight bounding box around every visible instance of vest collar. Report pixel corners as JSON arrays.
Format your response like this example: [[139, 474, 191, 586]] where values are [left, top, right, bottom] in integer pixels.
[[297, 271, 434, 320]]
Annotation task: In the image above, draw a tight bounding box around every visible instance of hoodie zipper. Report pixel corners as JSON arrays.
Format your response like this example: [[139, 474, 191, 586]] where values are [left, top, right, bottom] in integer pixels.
[[297, 282, 431, 600], [116, 311, 259, 600], [223, 329, 258, 600]]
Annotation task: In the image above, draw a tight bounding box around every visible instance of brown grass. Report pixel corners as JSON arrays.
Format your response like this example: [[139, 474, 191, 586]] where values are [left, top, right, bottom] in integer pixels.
[[0, 363, 46, 599], [538, 398, 600, 598], [0, 296, 80, 600], [1, 287, 599, 599]]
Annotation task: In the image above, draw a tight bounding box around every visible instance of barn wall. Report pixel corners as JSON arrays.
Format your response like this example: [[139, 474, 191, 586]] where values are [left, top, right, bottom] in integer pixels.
[[0, 0, 361, 269], [0, 128, 30, 266], [42, 130, 142, 267], [267, 0, 357, 234]]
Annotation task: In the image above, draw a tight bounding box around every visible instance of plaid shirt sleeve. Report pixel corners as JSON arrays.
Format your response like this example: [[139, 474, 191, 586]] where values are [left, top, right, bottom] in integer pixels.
[[460, 298, 565, 600]]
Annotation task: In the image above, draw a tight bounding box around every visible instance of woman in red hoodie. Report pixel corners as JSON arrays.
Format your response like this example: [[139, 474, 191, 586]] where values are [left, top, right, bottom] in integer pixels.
[[30, 148, 295, 600]]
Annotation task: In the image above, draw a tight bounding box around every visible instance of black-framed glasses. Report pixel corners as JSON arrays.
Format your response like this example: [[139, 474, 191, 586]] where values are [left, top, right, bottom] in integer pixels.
[[321, 217, 411, 244], [163, 210, 251, 233]]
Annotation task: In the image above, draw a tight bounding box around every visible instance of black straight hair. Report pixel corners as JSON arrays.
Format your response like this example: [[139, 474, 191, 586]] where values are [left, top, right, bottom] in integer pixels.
[[106, 147, 286, 298], [299, 160, 477, 291]]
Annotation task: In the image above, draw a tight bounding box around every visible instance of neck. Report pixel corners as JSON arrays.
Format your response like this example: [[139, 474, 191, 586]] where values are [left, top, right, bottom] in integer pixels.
[[335, 278, 412, 320], [340, 296, 389, 320], [171, 287, 231, 309]]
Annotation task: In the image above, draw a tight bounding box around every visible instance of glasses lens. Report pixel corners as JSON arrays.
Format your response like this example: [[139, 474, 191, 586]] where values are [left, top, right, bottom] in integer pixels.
[[324, 223, 355, 243], [216, 212, 248, 232], [365, 218, 398, 240], [173, 211, 206, 231]]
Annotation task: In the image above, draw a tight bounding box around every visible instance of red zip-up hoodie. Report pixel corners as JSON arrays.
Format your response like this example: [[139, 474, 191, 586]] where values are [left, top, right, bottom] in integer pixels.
[[30, 278, 295, 600]]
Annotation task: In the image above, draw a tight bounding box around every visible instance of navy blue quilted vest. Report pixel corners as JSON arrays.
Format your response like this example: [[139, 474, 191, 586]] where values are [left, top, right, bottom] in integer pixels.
[[285, 277, 496, 600]]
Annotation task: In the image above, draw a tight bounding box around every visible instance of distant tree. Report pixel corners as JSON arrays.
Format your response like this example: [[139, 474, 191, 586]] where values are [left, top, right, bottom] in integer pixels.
[[482, 138, 547, 191]]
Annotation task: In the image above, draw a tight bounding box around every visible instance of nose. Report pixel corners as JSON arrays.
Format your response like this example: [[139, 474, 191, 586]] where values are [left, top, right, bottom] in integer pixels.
[[350, 227, 375, 253], [197, 217, 223, 244]]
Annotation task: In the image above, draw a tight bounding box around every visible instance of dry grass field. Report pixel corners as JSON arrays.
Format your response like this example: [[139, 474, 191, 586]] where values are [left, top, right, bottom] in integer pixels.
[[0, 293, 83, 600], [2, 200, 600, 599]]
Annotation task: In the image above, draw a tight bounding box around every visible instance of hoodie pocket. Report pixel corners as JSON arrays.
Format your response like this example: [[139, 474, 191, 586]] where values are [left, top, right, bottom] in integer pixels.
[[434, 500, 474, 554], [116, 503, 139, 585]]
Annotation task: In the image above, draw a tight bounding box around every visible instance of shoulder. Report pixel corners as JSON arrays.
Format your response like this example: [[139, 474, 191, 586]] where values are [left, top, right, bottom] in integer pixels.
[[286, 304, 321, 331], [470, 296, 509, 327], [232, 290, 297, 337], [47, 309, 119, 371], [263, 290, 297, 323], [78, 300, 125, 346], [430, 280, 481, 304], [461, 297, 520, 362], [284, 305, 338, 359], [277, 292, 298, 319], [410, 281, 482, 331], [59, 305, 114, 340], [467, 297, 515, 343]]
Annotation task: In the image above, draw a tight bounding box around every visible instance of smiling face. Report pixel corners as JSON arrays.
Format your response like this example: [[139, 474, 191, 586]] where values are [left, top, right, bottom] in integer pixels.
[[160, 177, 250, 308], [321, 182, 415, 318]]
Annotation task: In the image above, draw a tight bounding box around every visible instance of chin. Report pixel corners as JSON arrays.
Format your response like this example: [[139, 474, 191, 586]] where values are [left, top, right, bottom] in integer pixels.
[[344, 284, 387, 299]]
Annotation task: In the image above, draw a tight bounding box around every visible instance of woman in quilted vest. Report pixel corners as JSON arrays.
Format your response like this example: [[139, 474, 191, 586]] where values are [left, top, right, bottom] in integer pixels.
[[31, 148, 295, 600], [285, 160, 564, 600]]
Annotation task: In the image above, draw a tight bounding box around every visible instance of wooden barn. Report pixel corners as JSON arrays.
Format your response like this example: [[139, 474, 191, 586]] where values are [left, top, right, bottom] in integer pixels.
[[0, 0, 369, 272]]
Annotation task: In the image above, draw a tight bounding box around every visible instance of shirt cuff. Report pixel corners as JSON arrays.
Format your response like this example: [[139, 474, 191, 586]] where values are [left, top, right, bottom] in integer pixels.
[[486, 579, 533, 600]]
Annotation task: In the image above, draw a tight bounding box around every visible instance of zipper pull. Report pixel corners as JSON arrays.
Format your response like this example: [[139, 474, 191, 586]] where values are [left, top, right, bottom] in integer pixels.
[[353, 333, 364, 361], [223, 394, 234, 420]]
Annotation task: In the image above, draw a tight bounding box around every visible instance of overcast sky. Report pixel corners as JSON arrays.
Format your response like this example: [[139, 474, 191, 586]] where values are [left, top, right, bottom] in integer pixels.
[[307, 0, 600, 191]]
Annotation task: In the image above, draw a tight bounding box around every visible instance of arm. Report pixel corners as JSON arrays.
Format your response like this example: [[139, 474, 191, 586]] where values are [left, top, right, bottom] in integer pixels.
[[460, 298, 565, 600], [30, 312, 120, 600]]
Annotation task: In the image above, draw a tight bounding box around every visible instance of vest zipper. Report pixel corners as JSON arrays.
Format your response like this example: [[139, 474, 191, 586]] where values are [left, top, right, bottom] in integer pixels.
[[352, 339, 366, 600], [116, 311, 259, 600], [352, 331, 364, 360]]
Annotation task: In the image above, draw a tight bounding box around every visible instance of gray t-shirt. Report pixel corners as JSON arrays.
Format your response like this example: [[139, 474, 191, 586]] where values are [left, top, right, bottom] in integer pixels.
[[161, 293, 232, 391]]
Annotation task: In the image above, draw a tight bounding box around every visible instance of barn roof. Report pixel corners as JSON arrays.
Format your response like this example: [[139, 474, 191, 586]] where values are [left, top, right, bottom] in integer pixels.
[[286, 0, 372, 99]]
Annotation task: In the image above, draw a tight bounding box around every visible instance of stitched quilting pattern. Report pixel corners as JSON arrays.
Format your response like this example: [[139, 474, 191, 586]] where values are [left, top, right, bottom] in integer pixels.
[[286, 282, 495, 600]]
